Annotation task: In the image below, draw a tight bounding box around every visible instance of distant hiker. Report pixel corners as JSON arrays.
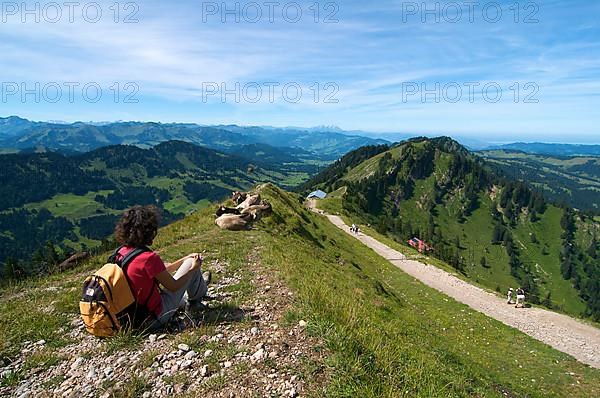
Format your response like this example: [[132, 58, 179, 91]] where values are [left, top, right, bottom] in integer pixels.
[[351, 224, 357, 233], [113, 205, 210, 329], [515, 287, 526, 308], [507, 287, 514, 304]]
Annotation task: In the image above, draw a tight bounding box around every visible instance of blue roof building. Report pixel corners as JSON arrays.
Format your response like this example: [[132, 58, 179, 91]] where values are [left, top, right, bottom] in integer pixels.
[[307, 190, 327, 199]]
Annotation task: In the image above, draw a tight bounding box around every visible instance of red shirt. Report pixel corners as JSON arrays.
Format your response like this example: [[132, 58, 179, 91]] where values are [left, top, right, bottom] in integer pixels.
[[117, 247, 165, 316]]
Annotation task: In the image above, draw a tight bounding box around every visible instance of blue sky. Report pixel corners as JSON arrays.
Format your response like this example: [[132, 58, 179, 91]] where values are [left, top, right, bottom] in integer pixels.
[[1, 0, 599, 143]]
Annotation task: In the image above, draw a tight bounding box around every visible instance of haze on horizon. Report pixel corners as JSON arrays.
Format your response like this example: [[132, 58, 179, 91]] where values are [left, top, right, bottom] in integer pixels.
[[1, 0, 599, 144]]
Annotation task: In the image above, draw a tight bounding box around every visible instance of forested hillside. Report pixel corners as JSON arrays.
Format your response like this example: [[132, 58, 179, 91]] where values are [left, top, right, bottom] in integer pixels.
[[306, 138, 600, 320], [480, 150, 600, 213], [0, 141, 316, 279]]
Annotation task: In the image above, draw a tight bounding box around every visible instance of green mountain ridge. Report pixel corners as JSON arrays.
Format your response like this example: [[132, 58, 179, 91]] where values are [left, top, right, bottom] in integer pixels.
[[304, 137, 600, 320], [479, 149, 600, 212], [0, 140, 315, 274], [1, 183, 599, 397]]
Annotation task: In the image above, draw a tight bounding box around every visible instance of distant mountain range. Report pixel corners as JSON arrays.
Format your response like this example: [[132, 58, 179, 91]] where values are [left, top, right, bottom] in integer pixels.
[[0, 116, 389, 161], [487, 142, 600, 157], [3, 116, 598, 157]]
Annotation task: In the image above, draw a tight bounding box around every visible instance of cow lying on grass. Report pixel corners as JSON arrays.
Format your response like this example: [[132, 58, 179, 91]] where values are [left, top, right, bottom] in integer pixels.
[[215, 192, 272, 231]]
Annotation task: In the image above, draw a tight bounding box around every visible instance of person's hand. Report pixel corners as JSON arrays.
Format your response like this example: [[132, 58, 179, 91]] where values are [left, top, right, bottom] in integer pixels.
[[190, 254, 203, 271]]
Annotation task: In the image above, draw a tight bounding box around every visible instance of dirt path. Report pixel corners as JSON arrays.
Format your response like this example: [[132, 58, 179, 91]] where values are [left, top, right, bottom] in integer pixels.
[[325, 214, 600, 369]]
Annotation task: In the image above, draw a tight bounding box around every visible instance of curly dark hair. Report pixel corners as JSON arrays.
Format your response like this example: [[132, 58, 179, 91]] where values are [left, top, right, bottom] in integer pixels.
[[114, 205, 161, 247]]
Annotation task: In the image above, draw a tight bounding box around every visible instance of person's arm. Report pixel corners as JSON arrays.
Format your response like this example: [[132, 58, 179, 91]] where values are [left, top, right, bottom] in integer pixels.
[[155, 254, 202, 292], [164, 253, 200, 273]]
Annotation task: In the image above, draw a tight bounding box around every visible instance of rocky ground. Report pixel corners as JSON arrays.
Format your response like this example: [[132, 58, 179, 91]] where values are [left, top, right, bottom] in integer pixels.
[[0, 251, 329, 397]]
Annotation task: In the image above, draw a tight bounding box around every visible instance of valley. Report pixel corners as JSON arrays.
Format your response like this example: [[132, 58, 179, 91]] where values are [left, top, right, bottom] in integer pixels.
[[480, 150, 600, 212], [0, 140, 319, 273]]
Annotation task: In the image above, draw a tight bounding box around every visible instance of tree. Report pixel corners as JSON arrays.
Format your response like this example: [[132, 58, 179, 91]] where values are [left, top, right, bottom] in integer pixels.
[[522, 274, 540, 304], [426, 215, 435, 241], [587, 238, 598, 259], [492, 224, 504, 244], [454, 236, 461, 250], [480, 256, 489, 268], [376, 216, 389, 234], [1, 257, 25, 281], [530, 233, 538, 244], [541, 291, 553, 308]]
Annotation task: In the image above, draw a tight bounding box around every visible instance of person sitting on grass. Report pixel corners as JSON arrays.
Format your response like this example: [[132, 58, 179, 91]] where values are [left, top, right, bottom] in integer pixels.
[[113, 205, 211, 330]]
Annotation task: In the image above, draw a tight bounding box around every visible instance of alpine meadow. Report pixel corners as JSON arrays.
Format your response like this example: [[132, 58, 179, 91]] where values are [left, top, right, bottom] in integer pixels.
[[1, 0, 600, 397]]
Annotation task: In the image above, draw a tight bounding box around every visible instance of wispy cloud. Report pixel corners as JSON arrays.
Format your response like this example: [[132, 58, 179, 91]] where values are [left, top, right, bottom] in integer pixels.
[[0, 0, 599, 141]]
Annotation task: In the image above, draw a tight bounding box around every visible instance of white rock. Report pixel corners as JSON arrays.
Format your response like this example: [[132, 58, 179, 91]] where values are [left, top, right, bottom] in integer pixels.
[[148, 334, 157, 343], [35, 339, 46, 346], [177, 343, 190, 352], [200, 365, 209, 377], [182, 359, 193, 369], [251, 348, 265, 362], [184, 350, 197, 360], [223, 361, 233, 368], [86, 368, 97, 380], [104, 367, 113, 376], [298, 320, 307, 328], [251, 327, 259, 335], [204, 349, 213, 358], [70, 357, 85, 370]]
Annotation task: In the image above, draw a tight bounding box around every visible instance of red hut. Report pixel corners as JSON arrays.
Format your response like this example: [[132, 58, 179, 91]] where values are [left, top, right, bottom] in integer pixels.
[[407, 237, 432, 253]]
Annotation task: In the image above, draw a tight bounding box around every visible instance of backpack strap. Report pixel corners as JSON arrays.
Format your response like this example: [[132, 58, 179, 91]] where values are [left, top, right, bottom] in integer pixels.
[[107, 245, 125, 264], [119, 247, 149, 270]]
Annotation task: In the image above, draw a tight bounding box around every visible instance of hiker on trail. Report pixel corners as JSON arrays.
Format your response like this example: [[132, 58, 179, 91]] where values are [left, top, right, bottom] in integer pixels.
[[351, 224, 357, 233], [515, 287, 526, 308], [113, 205, 211, 329], [507, 288, 514, 304]]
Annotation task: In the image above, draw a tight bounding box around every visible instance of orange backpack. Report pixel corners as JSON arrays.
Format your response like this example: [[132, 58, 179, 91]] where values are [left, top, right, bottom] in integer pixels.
[[79, 247, 149, 337]]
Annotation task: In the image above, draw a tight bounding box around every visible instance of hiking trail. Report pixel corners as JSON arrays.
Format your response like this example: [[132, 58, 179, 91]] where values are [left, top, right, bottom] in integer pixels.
[[308, 200, 600, 369]]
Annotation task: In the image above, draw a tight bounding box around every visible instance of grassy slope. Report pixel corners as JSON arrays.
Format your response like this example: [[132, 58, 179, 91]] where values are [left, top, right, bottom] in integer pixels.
[[336, 145, 587, 317], [3, 184, 600, 397], [512, 207, 586, 313]]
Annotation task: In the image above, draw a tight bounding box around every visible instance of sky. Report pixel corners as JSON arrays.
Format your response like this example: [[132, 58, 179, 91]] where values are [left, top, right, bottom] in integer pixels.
[[0, 0, 599, 143]]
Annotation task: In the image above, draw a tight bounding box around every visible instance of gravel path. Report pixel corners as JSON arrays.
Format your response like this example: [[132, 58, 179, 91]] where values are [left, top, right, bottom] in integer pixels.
[[327, 214, 600, 369]]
